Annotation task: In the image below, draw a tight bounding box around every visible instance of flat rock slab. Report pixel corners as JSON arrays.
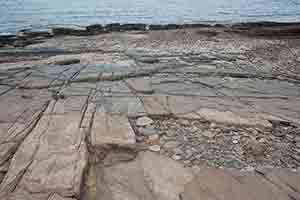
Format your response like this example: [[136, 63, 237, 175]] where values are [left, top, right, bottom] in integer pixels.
[[87, 151, 194, 200], [0, 112, 87, 200], [91, 109, 136, 146], [182, 168, 300, 200]]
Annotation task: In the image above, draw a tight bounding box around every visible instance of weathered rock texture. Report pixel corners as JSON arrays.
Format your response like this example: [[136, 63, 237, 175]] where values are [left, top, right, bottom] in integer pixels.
[[0, 26, 299, 199]]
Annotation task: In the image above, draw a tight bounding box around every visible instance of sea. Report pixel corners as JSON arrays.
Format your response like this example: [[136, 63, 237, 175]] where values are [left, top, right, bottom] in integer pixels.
[[0, 0, 300, 34]]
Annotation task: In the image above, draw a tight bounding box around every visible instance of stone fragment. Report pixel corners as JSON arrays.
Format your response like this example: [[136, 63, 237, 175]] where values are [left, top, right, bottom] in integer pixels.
[[136, 116, 154, 127], [148, 145, 161, 152]]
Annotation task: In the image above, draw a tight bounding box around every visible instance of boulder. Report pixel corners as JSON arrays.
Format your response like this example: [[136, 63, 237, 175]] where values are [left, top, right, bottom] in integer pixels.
[[86, 24, 105, 34]]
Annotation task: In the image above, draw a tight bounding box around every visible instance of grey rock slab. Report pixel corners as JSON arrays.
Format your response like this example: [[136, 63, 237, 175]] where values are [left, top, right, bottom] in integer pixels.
[[125, 77, 154, 94], [141, 94, 171, 115], [46, 96, 89, 115], [243, 98, 300, 125], [96, 96, 146, 117], [0, 112, 87, 200]]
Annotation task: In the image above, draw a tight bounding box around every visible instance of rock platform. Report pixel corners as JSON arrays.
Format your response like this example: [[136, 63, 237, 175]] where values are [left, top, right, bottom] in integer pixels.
[[0, 25, 300, 199]]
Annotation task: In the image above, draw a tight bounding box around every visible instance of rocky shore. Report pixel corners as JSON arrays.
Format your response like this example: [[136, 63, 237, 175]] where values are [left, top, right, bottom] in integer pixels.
[[0, 23, 300, 199], [1, 21, 300, 47]]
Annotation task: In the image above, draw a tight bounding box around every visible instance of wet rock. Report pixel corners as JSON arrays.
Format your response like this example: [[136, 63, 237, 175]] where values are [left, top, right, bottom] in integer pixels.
[[17, 29, 52, 38], [105, 23, 121, 32], [136, 116, 154, 126], [120, 23, 147, 31], [52, 27, 88, 36], [149, 24, 181, 30], [182, 23, 212, 29], [136, 57, 160, 64], [53, 58, 81, 65], [86, 24, 105, 34]]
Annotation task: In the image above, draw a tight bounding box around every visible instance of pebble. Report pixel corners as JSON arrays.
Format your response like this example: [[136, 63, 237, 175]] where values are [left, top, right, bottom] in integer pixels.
[[136, 116, 154, 127], [232, 140, 239, 144], [136, 136, 144, 142], [139, 127, 157, 136], [148, 134, 160, 142], [173, 148, 184, 155], [210, 122, 217, 128], [163, 141, 181, 149], [202, 130, 217, 138], [172, 154, 182, 161], [148, 145, 161, 152], [232, 135, 240, 140]]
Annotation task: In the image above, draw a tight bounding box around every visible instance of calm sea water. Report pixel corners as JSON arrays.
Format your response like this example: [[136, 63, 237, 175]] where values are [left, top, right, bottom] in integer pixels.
[[0, 0, 300, 34]]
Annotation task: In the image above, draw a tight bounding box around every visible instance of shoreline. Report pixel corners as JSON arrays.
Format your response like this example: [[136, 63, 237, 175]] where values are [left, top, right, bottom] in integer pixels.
[[1, 21, 300, 48], [0, 18, 300, 199]]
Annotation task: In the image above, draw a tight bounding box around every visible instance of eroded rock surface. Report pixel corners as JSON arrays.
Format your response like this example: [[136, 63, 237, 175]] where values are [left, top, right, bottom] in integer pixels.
[[0, 26, 299, 199]]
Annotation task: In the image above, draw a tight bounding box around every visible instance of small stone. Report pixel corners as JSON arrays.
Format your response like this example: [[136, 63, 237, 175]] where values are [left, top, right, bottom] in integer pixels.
[[210, 122, 217, 128], [232, 135, 240, 140], [163, 141, 181, 149], [172, 154, 182, 161], [232, 140, 239, 144], [294, 136, 300, 143], [149, 134, 159, 141], [136, 116, 153, 127], [244, 166, 255, 171], [173, 148, 184, 155], [272, 130, 285, 137], [166, 131, 176, 137], [136, 136, 144, 142], [180, 120, 190, 126], [258, 138, 266, 143], [148, 145, 161, 152], [202, 130, 217, 138], [188, 126, 198, 133], [146, 134, 160, 145], [138, 127, 157, 136]]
